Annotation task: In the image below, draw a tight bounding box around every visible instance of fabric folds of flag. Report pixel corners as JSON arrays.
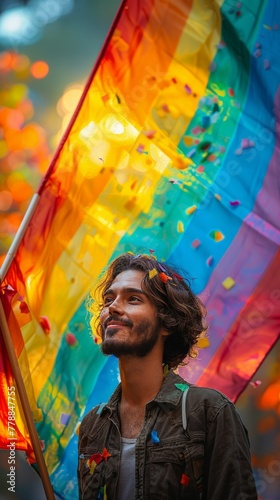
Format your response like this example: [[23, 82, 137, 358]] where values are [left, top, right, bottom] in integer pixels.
[[0, 0, 280, 498]]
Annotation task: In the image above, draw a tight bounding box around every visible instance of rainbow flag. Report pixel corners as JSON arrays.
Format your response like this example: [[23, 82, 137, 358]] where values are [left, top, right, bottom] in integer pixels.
[[1, 0, 280, 497]]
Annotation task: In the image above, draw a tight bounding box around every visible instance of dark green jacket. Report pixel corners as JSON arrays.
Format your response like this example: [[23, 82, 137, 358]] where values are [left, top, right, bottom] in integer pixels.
[[78, 370, 257, 499]]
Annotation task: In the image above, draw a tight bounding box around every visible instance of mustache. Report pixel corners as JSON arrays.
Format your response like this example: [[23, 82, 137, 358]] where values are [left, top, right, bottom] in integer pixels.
[[103, 315, 133, 329]]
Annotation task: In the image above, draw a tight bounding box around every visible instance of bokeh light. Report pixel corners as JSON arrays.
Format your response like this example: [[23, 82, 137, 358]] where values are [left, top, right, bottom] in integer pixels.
[[30, 60, 49, 79]]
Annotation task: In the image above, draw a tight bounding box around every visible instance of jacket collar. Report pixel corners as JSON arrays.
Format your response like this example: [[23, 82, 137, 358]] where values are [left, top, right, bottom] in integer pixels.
[[101, 369, 189, 415]]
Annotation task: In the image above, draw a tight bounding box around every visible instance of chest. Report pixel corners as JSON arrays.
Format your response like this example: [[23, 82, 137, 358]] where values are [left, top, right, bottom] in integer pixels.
[[119, 404, 146, 438]]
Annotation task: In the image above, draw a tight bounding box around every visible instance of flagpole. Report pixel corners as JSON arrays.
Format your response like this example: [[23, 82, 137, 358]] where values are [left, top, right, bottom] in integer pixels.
[[0, 297, 55, 500], [0, 194, 40, 283]]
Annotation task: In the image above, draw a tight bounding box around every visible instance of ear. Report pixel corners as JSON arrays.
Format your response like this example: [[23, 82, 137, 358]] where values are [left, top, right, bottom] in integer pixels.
[[160, 327, 171, 338]]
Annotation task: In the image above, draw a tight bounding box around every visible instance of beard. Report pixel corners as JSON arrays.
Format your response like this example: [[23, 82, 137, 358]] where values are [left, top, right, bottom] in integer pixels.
[[101, 317, 161, 358]]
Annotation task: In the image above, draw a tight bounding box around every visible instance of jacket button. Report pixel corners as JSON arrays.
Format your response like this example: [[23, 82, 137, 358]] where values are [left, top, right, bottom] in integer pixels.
[[178, 452, 184, 461]]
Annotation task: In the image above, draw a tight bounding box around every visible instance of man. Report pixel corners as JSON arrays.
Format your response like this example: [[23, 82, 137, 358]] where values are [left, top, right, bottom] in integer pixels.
[[78, 253, 257, 499]]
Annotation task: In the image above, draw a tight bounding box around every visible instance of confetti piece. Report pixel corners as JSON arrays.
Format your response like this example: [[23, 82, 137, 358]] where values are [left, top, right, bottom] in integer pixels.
[[149, 249, 155, 254], [177, 221, 184, 233], [149, 268, 158, 279], [159, 272, 171, 283], [19, 301, 29, 314], [250, 380, 262, 388], [229, 200, 241, 206], [101, 448, 111, 460], [187, 148, 196, 158], [263, 59, 270, 70], [39, 316, 51, 334], [197, 165, 204, 173], [235, 148, 242, 155], [97, 486, 107, 500], [172, 155, 194, 169], [274, 24, 279, 30], [172, 272, 184, 281], [143, 129, 156, 139], [171, 77, 177, 83], [60, 413, 71, 425], [181, 473, 190, 486], [228, 88, 235, 97], [137, 144, 148, 154], [66, 332, 77, 346], [207, 153, 216, 162], [175, 383, 189, 391], [151, 430, 160, 443], [206, 256, 214, 266], [101, 94, 109, 102], [222, 276, 236, 290], [89, 460, 97, 474], [88, 453, 103, 467], [130, 180, 137, 190], [185, 205, 197, 215], [214, 193, 222, 201], [209, 230, 224, 242], [162, 103, 169, 113], [184, 84, 192, 94], [254, 49, 262, 58], [263, 24, 272, 30], [241, 138, 254, 149], [191, 239, 201, 249], [191, 125, 203, 135], [202, 115, 211, 128], [124, 197, 136, 210], [197, 337, 210, 348], [40, 440, 45, 451], [183, 136, 193, 146]]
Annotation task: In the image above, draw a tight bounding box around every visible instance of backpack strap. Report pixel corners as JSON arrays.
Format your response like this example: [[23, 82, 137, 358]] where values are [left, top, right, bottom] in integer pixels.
[[96, 402, 107, 415], [181, 385, 190, 431]]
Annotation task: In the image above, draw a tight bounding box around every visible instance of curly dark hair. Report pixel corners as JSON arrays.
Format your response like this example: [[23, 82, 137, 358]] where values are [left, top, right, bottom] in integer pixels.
[[93, 253, 208, 369]]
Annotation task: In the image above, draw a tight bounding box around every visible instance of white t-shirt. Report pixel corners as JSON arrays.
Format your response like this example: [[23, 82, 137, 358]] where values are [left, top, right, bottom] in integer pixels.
[[116, 437, 137, 499]]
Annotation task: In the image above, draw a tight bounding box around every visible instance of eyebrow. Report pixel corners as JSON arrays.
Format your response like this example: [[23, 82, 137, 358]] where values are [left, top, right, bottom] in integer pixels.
[[103, 287, 147, 297]]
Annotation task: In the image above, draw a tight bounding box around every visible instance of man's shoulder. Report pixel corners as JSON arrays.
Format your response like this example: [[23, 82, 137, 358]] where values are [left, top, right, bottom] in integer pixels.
[[172, 371, 233, 406], [188, 384, 233, 406]]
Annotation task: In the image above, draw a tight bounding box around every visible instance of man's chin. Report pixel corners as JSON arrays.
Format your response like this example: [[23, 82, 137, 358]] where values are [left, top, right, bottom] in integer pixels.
[[101, 339, 122, 357]]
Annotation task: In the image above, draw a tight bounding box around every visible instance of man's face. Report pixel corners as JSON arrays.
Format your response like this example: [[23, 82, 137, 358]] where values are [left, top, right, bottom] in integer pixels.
[[100, 269, 163, 358]]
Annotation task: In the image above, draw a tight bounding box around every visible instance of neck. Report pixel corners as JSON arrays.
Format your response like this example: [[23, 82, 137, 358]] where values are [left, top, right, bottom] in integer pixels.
[[119, 352, 165, 406]]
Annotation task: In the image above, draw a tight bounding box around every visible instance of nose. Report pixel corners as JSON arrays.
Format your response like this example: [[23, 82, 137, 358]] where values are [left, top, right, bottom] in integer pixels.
[[108, 297, 124, 315]]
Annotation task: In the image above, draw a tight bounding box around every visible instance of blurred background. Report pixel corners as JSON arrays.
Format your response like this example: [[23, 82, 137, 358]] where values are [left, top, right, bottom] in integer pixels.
[[0, 0, 279, 498]]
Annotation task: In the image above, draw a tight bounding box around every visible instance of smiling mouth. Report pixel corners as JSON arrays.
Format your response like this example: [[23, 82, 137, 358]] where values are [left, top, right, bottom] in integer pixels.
[[106, 323, 127, 329]]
